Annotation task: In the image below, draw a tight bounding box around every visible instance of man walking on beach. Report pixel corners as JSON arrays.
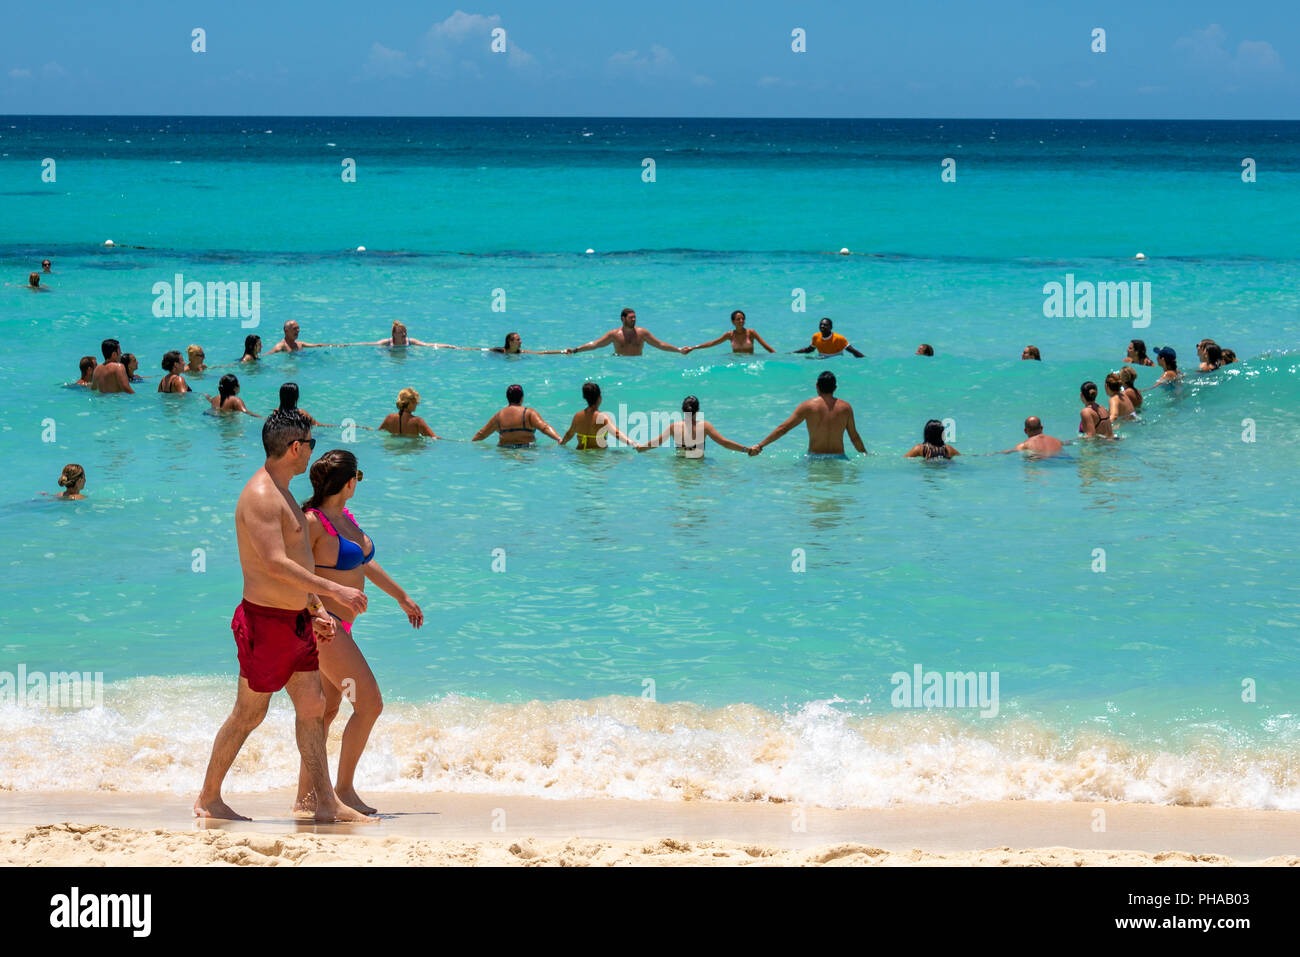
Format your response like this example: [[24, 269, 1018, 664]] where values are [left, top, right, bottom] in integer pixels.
[[567, 308, 686, 355], [751, 371, 867, 457], [793, 317, 864, 358], [269, 320, 326, 354], [90, 338, 134, 394], [1000, 416, 1064, 456], [194, 409, 374, 823]]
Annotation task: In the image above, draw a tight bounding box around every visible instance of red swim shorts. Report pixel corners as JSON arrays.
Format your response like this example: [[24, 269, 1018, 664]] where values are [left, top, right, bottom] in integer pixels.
[[231, 599, 318, 693]]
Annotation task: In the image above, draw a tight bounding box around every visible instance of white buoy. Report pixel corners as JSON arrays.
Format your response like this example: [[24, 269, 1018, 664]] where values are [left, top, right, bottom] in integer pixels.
[[585, 248, 594, 254], [839, 247, 850, 255], [356, 245, 366, 252], [103, 239, 114, 246], [1135, 252, 1145, 260]]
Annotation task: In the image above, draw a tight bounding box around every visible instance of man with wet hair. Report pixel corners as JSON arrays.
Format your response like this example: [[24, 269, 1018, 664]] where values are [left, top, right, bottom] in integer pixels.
[[91, 338, 134, 393], [751, 370, 867, 457], [568, 308, 686, 356]]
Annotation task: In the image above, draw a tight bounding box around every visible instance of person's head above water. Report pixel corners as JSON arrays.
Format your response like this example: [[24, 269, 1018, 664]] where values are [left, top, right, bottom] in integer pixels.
[[817, 370, 837, 395], [242, 334, 261, 359], [42, 260, 51, 272], [28, 272, 40, 288], [303, 449, 362, 510], [1104, 372, 1123, 395], [731, 310, 746, 327], [1154, 346, 1177, 370], [122, 353, 138, 375], [396, 387, 420, 412], [261, 408, 312, 459], [1128, 339, 1149, 363], [283, 320, 299, 340], [922, 419, 945, 446], [278, 381, 300, 410], [682, 395, 700, 415], [917, 344, 934, 356], [1117, 366, 1138, 389], [503, 332, 521, 352], [581, 381, 601, 407], [218, 373, 239, 400], [1222, 348, 1237, 363], [1022, 345, 1041, 361], [1204, 342, 1223, 366], [79, 355, 96, 378], [186, 343, 205, 363], [620, 308, 636, 327], [1080, 381, 1100, 403], [101, 338, 122, 361], [818, 317, 833, 336], [58, 463, 85, 492], [1024, 416, 1044, 436], [161, 350, 184, 373], [505, 383, 524, 405], [390, 321, 408, 345]]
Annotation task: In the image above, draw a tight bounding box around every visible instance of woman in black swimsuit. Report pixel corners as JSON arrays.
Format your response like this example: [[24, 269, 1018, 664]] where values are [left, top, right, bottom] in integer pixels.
[[472, 383, 562, 446], [1078, 381, 1114, 438], [904, 419, 960, 459], [157, 351, 190, 393]]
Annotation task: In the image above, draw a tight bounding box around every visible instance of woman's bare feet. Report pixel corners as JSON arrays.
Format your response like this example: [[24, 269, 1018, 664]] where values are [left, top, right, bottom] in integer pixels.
[[335, 786, 378, 816], [315, 797, 377, 823]]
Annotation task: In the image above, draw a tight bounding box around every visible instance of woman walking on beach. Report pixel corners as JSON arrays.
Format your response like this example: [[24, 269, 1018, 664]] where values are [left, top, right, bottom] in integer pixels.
[[378, 387, 439, 437], [1078, 381, 1115, 438], [560, 382, 637, 449], [683, 311, 777, 355], [473, 384, 561, 446], [296, 449, 424, 815], [206, 374, 260, 416], [638, 395, 754, 458], [904, 419, 960, 459], [158, 351, 190, 393]]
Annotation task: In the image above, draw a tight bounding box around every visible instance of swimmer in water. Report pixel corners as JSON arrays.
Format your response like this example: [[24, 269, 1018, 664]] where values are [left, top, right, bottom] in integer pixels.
[[158, 351, 191, 393], [42, 260, 51, 273], [638, 395, 755, 457], [1021, 345, 1042, 361], [1221, 348, 1237, 364], [90, 338, 134, 394], [1124, 339, 1155, 367], [378, 388, 439, 437], [1116, 366, 1143, 411], [567, 309, 686, 356], [485, 332, 566, 355], [1198, 340, 1224, 372], [269, 321, 327, 354], [19, 272, 49, 291], [349, 321, 452, 349], [904, 419, 959, 459], [1078, 381, 1115, 438], [69, 355, 96, 387], [239, 335, 262, 364], [206, 373, 261, 416], [559, 382, 638, 449], [276, 382, 332, 428], [1105, 372, 1135, 423], [792, 317, 865, 358], [472, 384, 562, 447], [999, 416, 1065, 456], [295, 449, 424, 816], [121, 353, 145, 383], [751, 370, 867, 456], [185, 344, 208, 374], [46, 463, 86, 500], [916, 344, 934, 357], [683, 311, 776, 355], [1147, 347, 1181, 388]]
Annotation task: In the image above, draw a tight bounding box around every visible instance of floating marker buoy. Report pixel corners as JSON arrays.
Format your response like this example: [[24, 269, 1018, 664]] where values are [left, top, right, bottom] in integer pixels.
[[1135, 252, 1146, 260], [839, 247, 850, 255], [103, 239, 114, 246], [585, 248, 594, 254], [356, 246, 366, 252]]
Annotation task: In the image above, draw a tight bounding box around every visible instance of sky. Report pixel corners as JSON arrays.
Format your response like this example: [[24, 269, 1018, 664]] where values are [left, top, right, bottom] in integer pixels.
[[1, 1, 1296, 117]]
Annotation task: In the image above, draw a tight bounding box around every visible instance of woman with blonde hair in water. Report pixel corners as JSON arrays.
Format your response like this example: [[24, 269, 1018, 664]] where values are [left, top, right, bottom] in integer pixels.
[[350, 321, 452, 349], [1105, 372, 1136, 424], [378, 387, 438, 437], [45, 464, 86, 500], [638, 395, 755, 457], [1116, 366, 1143, 411], [296, 449, 424, 815]]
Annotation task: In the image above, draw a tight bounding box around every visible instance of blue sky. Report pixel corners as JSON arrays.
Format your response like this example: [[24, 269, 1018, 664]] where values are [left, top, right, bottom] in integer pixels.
[[1, 1, 1296, 117]]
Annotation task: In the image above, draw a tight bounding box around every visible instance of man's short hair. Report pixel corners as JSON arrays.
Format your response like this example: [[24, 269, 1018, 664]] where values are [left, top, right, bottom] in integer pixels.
[[101, 338, 121, 360], [817, 370, 837, 394], [262, 408, 312, 458], [620, 307, 635, 320]]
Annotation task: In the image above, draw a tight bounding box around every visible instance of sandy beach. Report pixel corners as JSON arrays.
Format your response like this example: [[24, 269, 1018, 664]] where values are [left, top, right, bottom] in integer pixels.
[[2, 792, 1296, 866]]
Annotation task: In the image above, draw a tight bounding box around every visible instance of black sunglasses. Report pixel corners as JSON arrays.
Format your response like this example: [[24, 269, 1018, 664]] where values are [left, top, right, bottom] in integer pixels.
[[296, 437, 317, 451]]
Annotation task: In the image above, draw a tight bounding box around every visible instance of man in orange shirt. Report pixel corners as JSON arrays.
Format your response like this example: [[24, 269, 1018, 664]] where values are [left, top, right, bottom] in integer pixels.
[[793, 317, 864, 357]]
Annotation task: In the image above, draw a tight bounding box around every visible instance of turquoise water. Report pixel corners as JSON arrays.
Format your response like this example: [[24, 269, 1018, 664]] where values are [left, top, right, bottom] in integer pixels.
[[1, 118, 1298, 807]]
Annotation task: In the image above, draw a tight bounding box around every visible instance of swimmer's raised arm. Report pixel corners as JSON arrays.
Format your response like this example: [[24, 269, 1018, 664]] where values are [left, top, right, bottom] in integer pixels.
[[569, 329, 616, 354]]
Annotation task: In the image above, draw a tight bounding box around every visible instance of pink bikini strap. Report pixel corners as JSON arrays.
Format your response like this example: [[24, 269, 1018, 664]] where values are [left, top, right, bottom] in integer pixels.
[[304, 507, 338, 537]]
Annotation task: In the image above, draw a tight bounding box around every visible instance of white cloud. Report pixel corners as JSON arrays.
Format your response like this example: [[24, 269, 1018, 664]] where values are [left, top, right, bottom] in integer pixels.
[[365, 42, 415, 78], [8, 67, 32, 79], [41, 61, 65, 78], [422, 10, 535, 71], [1013, 76, 1038, 89], [608, 44, 677, 75], [1175, 24, 1283, 74]]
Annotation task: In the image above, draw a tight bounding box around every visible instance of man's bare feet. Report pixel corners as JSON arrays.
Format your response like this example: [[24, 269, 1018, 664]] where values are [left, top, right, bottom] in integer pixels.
[[336, 787, 378, 816], [315, 799, 378, 823], [291, 791, 317, 816], [193, 795, 251, 821]]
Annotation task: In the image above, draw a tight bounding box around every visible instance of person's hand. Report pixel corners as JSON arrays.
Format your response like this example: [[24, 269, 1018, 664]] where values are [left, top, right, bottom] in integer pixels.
[[399, 595, 423, 629], [748, 445, 762, 457], [310, 609, 337, 642], [334, 585, 368, 616], [563, 348, 575, 355], [681, 346, 692, 355], [635, 444, 648, 453]]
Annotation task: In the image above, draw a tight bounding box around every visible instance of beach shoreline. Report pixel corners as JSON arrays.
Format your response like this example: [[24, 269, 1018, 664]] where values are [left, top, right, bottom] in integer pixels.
[[2, 792, 1296, 866]]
